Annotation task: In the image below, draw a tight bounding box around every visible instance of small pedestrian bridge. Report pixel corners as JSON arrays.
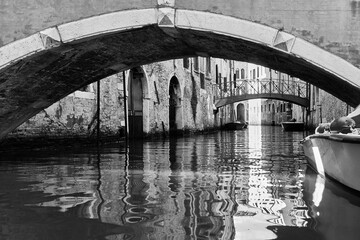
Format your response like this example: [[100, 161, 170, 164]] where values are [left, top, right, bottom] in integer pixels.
[[215, 78, 309, 108]]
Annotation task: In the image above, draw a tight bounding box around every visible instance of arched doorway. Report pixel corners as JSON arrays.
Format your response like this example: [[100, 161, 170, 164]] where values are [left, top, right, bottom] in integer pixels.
[[128, 68, 144, 138], [169, 76, 182, 135], [236, 103, 245, 123]]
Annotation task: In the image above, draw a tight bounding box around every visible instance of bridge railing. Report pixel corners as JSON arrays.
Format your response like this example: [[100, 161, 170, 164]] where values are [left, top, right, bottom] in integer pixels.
[[215, 78, 309, 100]]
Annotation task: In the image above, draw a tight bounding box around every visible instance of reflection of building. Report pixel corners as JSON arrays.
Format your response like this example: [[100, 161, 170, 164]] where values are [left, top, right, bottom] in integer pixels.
[[5, 127, 312, 239]]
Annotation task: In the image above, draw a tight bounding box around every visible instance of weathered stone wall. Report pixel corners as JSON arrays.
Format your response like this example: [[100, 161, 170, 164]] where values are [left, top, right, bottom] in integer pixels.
[[7, 74, 125, 141], [319, 92, 350, 123], [98, 74, 125, 135]]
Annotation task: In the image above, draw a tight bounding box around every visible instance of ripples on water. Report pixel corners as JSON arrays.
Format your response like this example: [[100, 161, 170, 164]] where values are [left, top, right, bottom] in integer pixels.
[[1, 126, 360, 240]]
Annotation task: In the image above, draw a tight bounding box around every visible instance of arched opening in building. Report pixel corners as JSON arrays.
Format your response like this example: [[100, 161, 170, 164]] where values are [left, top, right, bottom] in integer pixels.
[[169, 76, 182, 135], [128, 67, 144, 138], [236, 103, 246, 123]]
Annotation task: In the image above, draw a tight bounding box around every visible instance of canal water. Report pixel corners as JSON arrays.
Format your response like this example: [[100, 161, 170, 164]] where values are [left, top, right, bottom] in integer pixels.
[[1, 125, 360, 240]]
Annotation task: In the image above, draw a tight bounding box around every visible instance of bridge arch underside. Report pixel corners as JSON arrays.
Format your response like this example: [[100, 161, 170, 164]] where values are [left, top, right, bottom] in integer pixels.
[[215, 94, 309, 109], [1, 9, 360, 139]]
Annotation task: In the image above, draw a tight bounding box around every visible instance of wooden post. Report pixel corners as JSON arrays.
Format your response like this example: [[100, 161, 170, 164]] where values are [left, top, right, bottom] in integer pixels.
[[123, 71, 128, 141], [307, 84, 311, 128]]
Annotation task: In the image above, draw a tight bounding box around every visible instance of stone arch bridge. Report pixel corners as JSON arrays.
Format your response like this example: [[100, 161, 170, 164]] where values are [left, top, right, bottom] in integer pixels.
[[1, 0, 360, 139]]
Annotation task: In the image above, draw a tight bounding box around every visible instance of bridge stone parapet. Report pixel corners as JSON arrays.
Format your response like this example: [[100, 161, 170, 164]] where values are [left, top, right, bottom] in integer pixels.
[[1, 0, 359, 67]]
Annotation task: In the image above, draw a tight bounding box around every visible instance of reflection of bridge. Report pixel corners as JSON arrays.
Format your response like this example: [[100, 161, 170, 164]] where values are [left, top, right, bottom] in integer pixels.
[[215, 78, 310, 108]]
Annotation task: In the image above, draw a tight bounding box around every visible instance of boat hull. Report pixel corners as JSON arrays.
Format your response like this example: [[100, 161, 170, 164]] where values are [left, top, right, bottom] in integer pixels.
[[281, 122, 305, 131], [222, 122, 246, 130], [302, 134, 360, 192]]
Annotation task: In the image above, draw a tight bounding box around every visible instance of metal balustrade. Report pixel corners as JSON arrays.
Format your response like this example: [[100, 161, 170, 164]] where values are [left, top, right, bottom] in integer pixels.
[[214, 78, 310, 108]]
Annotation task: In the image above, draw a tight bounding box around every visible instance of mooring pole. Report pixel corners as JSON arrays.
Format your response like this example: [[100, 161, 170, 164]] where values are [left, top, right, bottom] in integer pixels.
[[269, 69, 272, 94], [307, 83, 311, 128], [123, 71, 128, 142], [97, 79, 101, 144]]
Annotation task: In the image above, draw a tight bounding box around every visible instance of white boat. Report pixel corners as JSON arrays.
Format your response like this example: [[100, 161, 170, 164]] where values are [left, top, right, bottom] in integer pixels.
[[302, 130, 360, 192]]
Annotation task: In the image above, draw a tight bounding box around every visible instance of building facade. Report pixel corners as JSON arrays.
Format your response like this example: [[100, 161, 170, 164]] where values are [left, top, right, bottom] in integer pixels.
[[6, 57, 236, 143]]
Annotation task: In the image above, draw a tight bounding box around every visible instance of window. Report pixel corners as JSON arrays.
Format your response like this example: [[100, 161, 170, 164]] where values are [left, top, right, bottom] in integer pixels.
[[315, 87, 319, 103], [183, 58, 189, 69], [224, 77, 227, 91], [215, 65, 219, 84], [200, 57, 204, 72], [257, 67, 259, 78], [253, 70, 255, 79], [200, 73, 205, 89], [233, 73, 237, 88], [194, 57, 199, 71], [206, 57, 211, 75], [236, 69, 239, 79], [241, 69, 245, 79], [219, 73, 222, 89]]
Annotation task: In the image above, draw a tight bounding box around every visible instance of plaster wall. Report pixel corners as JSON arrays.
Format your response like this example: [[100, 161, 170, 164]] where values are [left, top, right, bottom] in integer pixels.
[[143, 58, 217, 135]]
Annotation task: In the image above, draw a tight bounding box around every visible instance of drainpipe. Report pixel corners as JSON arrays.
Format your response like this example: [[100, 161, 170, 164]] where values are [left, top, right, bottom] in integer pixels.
[[123, 71, 128, 141]]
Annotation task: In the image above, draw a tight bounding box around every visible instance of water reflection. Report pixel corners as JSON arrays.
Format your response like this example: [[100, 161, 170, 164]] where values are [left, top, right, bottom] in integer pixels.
[[0, 126, 360, 239]]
